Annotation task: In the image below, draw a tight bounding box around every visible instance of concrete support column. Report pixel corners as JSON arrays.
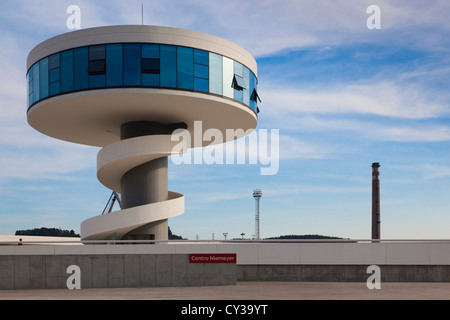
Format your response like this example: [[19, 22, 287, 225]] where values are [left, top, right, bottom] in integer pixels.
[[119, 121, 185, 240]]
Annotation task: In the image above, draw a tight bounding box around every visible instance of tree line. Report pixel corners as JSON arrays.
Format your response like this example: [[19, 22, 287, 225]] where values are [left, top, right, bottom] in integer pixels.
[[15, 227, 80, 237]]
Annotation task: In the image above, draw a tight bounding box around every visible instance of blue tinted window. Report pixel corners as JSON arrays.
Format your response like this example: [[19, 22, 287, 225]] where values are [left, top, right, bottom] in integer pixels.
[[89, 45, 105, 60], [177, 47, 193, 90], [142, 44, 159, 58], [234, 85, 243, 102], [243, 66, 250, 106], [124, 44, 141, 86], [39, 58, 49, 99], [194, 64, 208, 79], [49, 68, 60, 82], [48, 54, 60, 69], [61, 50, 74, 93], [249, 72, 256, 112], [27, 70, 31, 106], [74, 47, 89, 90], [209, 53, 222, 95], [89, 74, 105, 88], [234, 61, 243, 77], [194, 77, 209, 92], [142, 73, 159, 87], [106, 44, 123, 87], [49, 81, 60, 96], [194, 49, 208, 65], [233, 61, 244, 102], [160, 45, 176, 88], [33, 63, 40, 103], [28, 66, 34, 105]]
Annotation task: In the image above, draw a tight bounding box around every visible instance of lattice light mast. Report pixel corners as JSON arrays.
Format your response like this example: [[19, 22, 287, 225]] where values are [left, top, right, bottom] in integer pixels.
[[253, 189, 262, 240]]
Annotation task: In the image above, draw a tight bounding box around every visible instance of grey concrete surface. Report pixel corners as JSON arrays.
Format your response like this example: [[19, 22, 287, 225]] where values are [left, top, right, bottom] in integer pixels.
[[1, 282, 450, 300], [0, 254, 236, 289]]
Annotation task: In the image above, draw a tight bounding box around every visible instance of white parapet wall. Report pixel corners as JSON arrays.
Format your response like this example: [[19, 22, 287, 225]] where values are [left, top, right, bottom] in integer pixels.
[[2, 240, 450, 265]]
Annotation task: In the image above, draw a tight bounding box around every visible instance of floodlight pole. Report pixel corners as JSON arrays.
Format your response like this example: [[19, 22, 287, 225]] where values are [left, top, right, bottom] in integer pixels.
[[253, 189, 262, 240]]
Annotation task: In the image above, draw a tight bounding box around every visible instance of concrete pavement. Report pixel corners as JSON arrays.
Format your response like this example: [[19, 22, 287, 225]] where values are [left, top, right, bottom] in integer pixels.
[[1, 281, 450, 300]]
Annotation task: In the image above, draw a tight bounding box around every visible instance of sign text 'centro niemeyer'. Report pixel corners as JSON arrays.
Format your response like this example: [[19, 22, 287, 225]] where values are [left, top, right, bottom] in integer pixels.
[[189, 254, 237, 263]]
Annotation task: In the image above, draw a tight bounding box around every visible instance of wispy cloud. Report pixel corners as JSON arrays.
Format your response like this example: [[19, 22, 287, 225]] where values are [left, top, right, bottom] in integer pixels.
[[264, 81, 449, 120]]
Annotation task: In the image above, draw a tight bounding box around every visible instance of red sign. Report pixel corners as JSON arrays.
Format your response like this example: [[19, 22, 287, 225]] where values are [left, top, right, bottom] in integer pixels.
[[189, 253, 236, 263]]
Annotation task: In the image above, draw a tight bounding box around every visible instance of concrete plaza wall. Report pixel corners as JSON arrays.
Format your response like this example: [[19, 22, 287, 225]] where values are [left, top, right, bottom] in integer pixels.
[[0, 254, 236, 290], [2, 241, 450, 289]]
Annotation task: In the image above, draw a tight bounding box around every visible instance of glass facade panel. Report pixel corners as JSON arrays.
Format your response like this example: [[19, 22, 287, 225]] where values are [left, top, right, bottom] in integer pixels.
[[222, 57, 234, 99], [142, 44, 159, 59], [249, 72, 256, 112], [233, 61, 244, 102], [142, 58, 160, 74], [106, 44, 123, 87], [243, 66, 250, 106], [49, 81, 60, 96], [27, 71, 31, 106], [74, 47, 89, 90], [32, 63, 40, 103], [160, 45, 176, 88], [177, 47, 193, 90], [209, 53, 222, 95], [234, 61, 243, 77], [124, 44, 141, 86], [194, 77, 209, 92], [27, 42, 258, 114], [89, 74, 105, 88], [194, 49, 209, 65], [28, 66, 34, 106], [39, 58, 49, 99], [142, 73, 159, 87], [89, 45, 106, 60], [48, 54, 60, 69], [61, 50, 74, 93], [49, 68, 60, 83], [194, 64, 208, 79]]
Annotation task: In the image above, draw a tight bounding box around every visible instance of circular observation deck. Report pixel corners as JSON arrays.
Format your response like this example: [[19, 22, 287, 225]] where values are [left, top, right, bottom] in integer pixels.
[[26, 25, 259, 148], [26, 26, 260, 241]]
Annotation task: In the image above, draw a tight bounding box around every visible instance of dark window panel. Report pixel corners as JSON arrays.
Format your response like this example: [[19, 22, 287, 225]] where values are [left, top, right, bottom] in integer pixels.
[[89, 45, 106, 60], [142, 58, 160, 74], [250, 89, 261, 102], [88, 60, 106, 75], [232, 74, 245, 91], [48, 53, 60, 69]]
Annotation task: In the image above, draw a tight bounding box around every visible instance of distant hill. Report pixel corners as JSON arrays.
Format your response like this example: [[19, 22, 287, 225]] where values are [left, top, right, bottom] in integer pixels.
[[15, 227, 80, 237], [266, 234, 345, 240]]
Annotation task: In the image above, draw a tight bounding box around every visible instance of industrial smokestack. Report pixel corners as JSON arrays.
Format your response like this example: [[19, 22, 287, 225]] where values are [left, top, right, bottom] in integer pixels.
[[371, 162, 381, 240]]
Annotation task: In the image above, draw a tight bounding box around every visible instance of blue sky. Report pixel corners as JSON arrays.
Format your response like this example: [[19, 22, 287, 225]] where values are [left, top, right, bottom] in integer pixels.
[[1, 0, 450, 240]]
